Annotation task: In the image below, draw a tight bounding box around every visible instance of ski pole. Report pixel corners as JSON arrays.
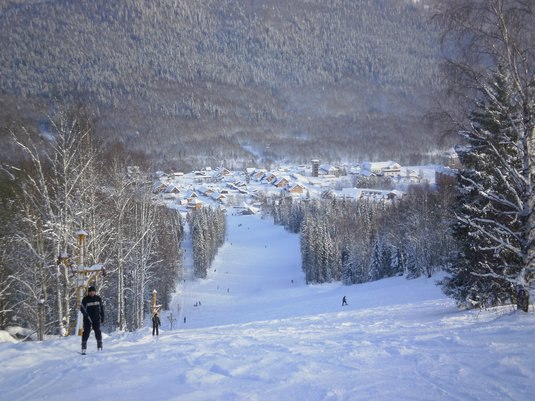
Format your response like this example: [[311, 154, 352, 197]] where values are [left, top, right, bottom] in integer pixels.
[[80, 303, 93, 325]]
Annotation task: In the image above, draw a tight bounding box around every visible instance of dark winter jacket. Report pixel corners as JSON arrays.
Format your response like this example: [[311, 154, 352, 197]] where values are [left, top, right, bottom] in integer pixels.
[[81, 295, 104, 324], [152, 315, 161, 327]]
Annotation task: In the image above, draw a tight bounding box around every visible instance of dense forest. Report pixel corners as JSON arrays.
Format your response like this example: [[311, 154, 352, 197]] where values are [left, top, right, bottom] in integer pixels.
[[0, 0, 446, 169], [269, 181, 457, 285]]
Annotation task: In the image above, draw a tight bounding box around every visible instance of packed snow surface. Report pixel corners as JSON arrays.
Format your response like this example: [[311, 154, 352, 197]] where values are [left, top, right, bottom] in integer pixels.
[[1, 213, 534, 401]]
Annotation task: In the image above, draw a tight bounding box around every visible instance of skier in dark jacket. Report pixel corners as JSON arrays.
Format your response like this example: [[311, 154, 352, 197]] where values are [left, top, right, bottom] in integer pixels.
[[152, 312, 161, 336], [80, 286, 104, 354]]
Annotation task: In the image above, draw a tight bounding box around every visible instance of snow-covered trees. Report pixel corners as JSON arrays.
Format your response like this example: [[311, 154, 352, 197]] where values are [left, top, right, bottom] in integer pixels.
[[301, 213, 341, 283], [106, 174, 184, 331], [0, 106, 185, 333], [0, 181, 20, 329], [188, 206, 226, 279], [272, 186, 456, 286], [390, 184, 456, 279], [0, 0, 445, 166], [443, 68, 535, 308], [437, 0, 535, 310], [150, 206, 184, 311], [5, 107, 101, 336]]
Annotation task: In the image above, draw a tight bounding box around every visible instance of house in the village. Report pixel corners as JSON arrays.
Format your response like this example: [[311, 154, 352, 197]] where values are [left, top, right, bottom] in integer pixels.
[[339, 187, 404, 202], [227, 182, 249, 194], [197, 186, 214, 197], [274, 176, 290, 188], [194, 170, 212, 182], [182, 190, 199, 202], [164, 184, 181, 194], [211, 192, 226, 203], [215, 167, 232, 177], [319, 164, 340, 176], [226, 182, 240, 191], [287, 183, 306, 194], [381, 163, 402, 177], [152, 180, 169, 194], [253, 169, 268, 181], [264, 172, 278, 184], [187, 198, 203, 210], [361, 161, 401, 177]]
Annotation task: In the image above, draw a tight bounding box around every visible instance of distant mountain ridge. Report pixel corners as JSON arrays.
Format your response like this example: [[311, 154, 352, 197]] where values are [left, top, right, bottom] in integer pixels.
[[0, 0, 446, 169]]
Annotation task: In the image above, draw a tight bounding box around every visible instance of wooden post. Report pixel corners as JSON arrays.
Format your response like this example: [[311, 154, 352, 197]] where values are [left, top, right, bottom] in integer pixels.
[[72, 229, 105, 336]]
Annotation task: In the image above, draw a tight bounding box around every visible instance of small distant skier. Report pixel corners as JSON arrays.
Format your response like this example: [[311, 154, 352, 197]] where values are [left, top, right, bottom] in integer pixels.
[[152, 312, 161, 336], [342, 296, 348, 306], [80, 286, 104, 354]]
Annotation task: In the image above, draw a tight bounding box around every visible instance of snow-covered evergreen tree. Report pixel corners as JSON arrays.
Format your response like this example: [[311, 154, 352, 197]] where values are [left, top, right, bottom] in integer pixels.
[[443, 69, 534, 308], [437, 0, 535, 310], [369, 241, 382, 281]]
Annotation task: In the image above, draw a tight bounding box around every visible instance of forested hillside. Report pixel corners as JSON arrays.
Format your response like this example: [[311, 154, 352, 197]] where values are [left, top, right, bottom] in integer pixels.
[[0, 0, 445, 168]]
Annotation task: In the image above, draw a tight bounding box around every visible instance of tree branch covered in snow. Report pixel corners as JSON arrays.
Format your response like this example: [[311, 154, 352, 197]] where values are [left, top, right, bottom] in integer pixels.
[[0, 106, 185, 333], [437, 0, 535, 310]]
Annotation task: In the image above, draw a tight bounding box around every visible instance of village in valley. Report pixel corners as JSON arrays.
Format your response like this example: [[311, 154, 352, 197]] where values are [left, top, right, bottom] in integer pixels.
[[150, 159, 458, 213]]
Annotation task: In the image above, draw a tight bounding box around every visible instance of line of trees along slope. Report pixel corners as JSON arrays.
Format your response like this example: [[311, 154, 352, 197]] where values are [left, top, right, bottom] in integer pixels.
[[188, 206, 226, 279], [0, 106, 184, 335], [434, 0, 535, 311], [270, 182, 457, 285]]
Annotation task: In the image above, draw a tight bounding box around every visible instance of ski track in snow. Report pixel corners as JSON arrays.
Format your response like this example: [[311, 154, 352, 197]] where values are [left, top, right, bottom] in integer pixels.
[[1, 214, 535, 401]]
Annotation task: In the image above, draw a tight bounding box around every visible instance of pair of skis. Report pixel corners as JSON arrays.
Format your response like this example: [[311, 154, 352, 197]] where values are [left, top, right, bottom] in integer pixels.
[[81, 345, 102, 355]]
